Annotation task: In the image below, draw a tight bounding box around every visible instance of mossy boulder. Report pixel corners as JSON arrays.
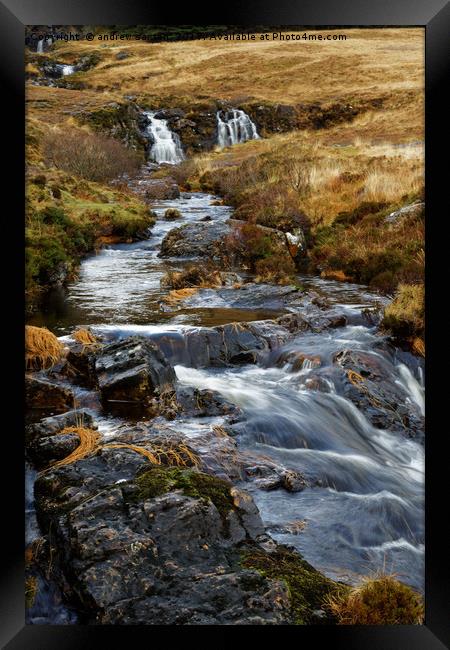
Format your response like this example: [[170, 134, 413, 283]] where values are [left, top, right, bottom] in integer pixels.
[[241, 546, 342, 624]]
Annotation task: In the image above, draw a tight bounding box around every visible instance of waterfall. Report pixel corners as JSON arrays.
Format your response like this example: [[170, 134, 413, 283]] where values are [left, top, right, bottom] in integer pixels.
[[144, 111, 185, 164], [217, 109, 259, 147], [61, 64, 75, 76], [37, 39, 44, 53]]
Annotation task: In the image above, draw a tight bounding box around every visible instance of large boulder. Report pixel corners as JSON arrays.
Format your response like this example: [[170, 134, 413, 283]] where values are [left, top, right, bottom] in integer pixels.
[[33, 445, 292, 624], [94, 337, 176, 409], [159, 221, 231, 258]]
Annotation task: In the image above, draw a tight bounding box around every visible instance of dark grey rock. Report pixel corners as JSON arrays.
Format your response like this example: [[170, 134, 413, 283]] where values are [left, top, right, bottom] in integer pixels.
[[95, 337, 176, 408]]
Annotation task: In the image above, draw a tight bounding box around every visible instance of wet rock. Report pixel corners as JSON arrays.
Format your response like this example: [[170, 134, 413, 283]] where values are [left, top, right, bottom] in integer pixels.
[[333, 349, 424, 441], [95, 337, 176, 407], [34, 453, 291, 624], [159, 221, 231, 258], [25, 376, 75, 420], [144, 178, 180, 200], [275, 350, 322, 372], [176, 386, 242, 419], [254, 476, 283, 491], [229, 350, 260, 365], [281, 470, 307, 492], [65, 343, 98, 388], [179, 309, 344, 369], [28, 432, 80, 469], [26, 409, 96, 444], [165, 106, 218, 154], [245, 463, 307, 493]]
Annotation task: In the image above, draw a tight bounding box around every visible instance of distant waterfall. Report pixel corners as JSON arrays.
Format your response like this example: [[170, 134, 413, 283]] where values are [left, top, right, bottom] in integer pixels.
[[217, 109, 259, 147], [144, 112, 185, 164], [37, 39, 44, 53], [61, 64, 75, 76]]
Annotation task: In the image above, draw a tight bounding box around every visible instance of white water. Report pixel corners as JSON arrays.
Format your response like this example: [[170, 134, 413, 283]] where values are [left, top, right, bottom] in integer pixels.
[[31, 188, 425, 593], [217, 109, 259, 147], [37, 39, 44, 53], [61, 64, 75, 76], [144, 111, 185, 164]]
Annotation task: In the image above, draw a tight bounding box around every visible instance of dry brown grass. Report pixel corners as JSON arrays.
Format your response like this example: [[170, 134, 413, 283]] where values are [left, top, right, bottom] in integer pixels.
[[382, 283, 425, 339], [42, 426, 101, 473], [25, 325, 64, 371], [326, 573, 424, 625], [162, 287, 199, 305], [103, 440, 199, 467], [72, 328, 98, 345], [189, 133, 424, 228], [320, 270, 352, 281], [49, 29, 422, 109], [161, 265, 225, 290]]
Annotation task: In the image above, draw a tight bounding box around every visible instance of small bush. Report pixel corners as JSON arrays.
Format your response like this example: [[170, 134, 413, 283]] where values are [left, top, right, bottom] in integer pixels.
[[164, 208, 181, 220], [326, 574, 424, 625], [255, 254, 296, 285], [42, 127, 141, 182]]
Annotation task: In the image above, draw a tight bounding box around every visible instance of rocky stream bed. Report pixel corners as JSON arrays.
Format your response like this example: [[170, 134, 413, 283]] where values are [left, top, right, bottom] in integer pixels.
[[25, 166, 425, 625]]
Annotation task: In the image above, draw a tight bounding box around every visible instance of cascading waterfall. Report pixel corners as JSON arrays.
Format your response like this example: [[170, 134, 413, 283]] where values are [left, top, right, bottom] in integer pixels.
[[144, 111, 185, 164], [37, 39, 44, 53], [217, 108, 260, 147], [60, 64, 75, 76]]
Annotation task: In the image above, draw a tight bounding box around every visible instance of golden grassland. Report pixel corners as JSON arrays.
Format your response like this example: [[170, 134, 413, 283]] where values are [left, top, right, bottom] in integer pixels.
[[45, 29, 423, 107]]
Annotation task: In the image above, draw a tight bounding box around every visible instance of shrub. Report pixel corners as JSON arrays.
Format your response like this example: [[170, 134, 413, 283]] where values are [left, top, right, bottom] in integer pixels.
[[164, 208, 181, 220], [326, 574, 424, 625], [255, 254, 296, 285], [42, 127, 142, 182]]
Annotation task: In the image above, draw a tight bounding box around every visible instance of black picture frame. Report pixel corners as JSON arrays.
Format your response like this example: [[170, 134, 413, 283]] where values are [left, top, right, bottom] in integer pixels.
[[1, 0, 448, 646]]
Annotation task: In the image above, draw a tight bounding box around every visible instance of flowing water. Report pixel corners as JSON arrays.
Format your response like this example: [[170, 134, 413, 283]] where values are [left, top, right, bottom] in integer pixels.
[[60, 64, 75, 76], [144, 111, 185, 164], [217, 109, 259, 147], [29, 184, 425, 594]]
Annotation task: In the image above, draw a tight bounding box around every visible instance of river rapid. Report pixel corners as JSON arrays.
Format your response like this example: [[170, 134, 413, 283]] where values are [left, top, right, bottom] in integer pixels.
[[28, 182, 425, 607]]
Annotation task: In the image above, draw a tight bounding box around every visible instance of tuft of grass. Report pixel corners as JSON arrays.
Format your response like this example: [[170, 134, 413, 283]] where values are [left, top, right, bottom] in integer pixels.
[[41, 426, 101, 473], [325, 573, 424, 625], [164, 208, 182, 220], [72, 328, 98, 346], [162, 287, 199, 305], [25, 325, 64, 371], [103, 440, 199, 468], [25, 575, 38, 609], [160, 264, 225, 290], [382, 283, 425, 340]]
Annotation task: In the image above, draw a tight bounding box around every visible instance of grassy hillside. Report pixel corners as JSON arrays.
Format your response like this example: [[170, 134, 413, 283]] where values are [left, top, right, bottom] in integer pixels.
[[26, 28, 424, 345]]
